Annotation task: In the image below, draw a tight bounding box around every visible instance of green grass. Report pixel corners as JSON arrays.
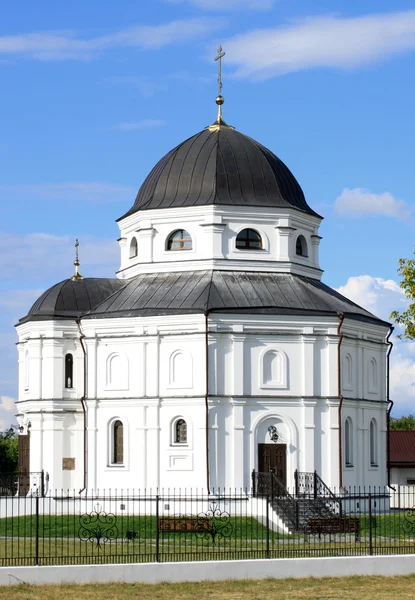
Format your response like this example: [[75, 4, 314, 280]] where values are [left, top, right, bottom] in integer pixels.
[[0, 515, 291, 541]]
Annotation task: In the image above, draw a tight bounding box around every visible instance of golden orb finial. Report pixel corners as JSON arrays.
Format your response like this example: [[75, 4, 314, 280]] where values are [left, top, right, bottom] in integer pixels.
[[71, 238, 84, 281], [206, 46, 234, 130]]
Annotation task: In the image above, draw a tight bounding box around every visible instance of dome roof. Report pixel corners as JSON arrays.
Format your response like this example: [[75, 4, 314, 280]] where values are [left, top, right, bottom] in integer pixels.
[[119, 125, 321, 219], [84, 270, 387, 327], [20, 278, 125, 323]]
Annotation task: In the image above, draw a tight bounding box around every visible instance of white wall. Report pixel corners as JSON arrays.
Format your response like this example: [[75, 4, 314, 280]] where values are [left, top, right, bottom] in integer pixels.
[[2, 555, 415, 586]]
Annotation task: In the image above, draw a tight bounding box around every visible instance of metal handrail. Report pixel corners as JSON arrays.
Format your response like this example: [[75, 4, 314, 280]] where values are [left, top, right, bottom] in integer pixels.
[[252, 471, 299, 531]]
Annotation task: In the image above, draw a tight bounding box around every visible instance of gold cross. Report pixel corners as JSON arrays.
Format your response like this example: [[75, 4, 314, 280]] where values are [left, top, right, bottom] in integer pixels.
[[215, 45, 225, 98]]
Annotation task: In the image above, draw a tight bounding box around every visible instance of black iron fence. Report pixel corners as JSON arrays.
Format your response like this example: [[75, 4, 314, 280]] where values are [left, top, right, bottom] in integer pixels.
[[0, 485, 415, 566], [0, 472, 44, 497]]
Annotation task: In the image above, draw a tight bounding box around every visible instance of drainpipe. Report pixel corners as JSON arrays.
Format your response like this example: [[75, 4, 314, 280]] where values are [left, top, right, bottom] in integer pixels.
[[337, 313, 345, 489], [75, 319, 88, 494], [386, 326, 394, 489], [204, 311, 211, 493]]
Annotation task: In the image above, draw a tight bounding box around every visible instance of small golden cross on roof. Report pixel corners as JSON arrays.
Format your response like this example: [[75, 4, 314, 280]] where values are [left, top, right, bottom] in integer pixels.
[[215, 45, 225, 98]]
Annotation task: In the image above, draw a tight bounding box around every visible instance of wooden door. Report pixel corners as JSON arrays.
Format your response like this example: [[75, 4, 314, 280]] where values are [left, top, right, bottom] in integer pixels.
[[18, 435, 30, 496], [258, 443, 287, 487]]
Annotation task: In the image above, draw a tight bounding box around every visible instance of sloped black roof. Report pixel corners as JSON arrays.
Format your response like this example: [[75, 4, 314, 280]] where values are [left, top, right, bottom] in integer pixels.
[[20, 278, 125, 323], [119, 126, 320, 219], [83, 271, 388, 326]]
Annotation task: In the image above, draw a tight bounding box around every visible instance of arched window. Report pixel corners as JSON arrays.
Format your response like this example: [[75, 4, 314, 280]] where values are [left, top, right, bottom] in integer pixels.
[[345, 417, 353, 467], [112, 420, 124, 465], [370, 419, 378, 467], [175, 419, 187, 444], [167, 229, 192, 251], [296, 235, 308, 257], [129, 237, 138, 258], [236, 228, 262, 250], [65, 353, 73, 389]]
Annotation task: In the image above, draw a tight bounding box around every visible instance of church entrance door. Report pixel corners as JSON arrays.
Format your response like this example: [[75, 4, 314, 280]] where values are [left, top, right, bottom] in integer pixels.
[[258, 444, 287, 487]]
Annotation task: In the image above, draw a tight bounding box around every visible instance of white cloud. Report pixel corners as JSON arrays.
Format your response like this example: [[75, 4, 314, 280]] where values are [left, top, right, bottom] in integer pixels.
[[336, 275, 415, 416], [0, 18, 223, 60], [115, 119, 166, 131], [336, 275, 405, 321], [0, 182, 135, 205], [0, 396, 16, 430], [334, 188, 412, 220], [223, 10, 415, 79], [168, 0, 273, 10]]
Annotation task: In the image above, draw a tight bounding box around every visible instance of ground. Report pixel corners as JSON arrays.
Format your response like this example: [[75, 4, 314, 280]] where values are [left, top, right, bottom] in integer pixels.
[[0, 576, 415, 600]]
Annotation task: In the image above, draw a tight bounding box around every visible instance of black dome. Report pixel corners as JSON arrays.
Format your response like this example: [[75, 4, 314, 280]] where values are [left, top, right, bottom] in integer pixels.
[[119, 126, 320, 219], [20, 278, 125, 323]]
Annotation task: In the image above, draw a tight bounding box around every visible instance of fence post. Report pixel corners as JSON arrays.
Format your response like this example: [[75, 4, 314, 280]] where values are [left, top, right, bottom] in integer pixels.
[[34, 494, 39, 566], [41, 470, 45, 497], [252, 470, 256, 497], [314, 471, 317, 500], [266, 494, 270, 559], [294, 469, 298, 496], [155, 494, 160, 562], [368, 493, 373, 556]]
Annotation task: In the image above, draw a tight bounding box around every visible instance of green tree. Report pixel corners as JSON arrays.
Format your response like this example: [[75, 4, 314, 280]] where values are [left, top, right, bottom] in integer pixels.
[[390, 250, 415, 339], [0, 427, 18, 472], [390, 414, 415, 431]]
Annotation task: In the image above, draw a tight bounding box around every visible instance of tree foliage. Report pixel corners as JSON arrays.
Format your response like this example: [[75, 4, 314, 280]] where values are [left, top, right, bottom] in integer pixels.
[[390, 250, 415, 340], [0, 426, 18, 472], [390, 414, 415, 431]]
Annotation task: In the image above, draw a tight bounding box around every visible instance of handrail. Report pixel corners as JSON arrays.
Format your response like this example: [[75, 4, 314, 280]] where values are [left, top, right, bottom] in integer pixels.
[[253, 471, 299, 531], [295, 470, 341, 516]]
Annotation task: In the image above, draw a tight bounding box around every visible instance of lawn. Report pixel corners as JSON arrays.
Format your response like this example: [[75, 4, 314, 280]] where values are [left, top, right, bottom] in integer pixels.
[[1, 576, 415, 599], [0, 512, 415, 567]]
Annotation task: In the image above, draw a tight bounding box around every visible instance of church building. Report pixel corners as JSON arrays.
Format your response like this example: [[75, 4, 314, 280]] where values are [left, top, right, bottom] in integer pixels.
[[15, 52, 391, 494]]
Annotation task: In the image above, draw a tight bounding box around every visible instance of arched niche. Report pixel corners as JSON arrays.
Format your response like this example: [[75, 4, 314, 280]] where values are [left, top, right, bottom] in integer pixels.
[[106, 353, 129, 390], [342, 353, 353, 391], [169, 350, 193, 388], [260, 348, 288, 389], [368, 357, 378, 393]]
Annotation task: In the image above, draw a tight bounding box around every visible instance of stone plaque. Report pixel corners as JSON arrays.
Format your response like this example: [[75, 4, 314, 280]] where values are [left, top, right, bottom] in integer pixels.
[[62, 457, 75, 470]]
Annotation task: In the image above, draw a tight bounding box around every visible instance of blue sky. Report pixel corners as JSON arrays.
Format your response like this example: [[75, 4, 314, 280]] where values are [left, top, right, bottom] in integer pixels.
[[1, 0, 415, 425]]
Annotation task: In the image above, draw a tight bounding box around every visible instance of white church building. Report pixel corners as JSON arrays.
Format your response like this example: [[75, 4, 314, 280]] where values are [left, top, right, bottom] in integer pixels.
[[15, 79, 392, 494]]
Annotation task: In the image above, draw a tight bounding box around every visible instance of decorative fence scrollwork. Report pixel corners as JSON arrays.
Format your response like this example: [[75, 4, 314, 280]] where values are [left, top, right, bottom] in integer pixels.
[[402, 507, 415, 535], [196, 502, 232, 545], [79, 504, 118, 548]]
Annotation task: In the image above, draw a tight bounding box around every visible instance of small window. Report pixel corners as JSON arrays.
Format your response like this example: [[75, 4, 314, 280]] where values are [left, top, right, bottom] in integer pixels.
[[24, 350, 30, 391], [167, 230, 192, 251], [112, 420, 124, 464], [236, 228, 262, 250], [345, 417, 353, 467], [129, 237, 138, 258], [65, 353, 73, 389], [175, 419, 187, 444], [370, 419, 378, 467], [296, 235, 308, 257]]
